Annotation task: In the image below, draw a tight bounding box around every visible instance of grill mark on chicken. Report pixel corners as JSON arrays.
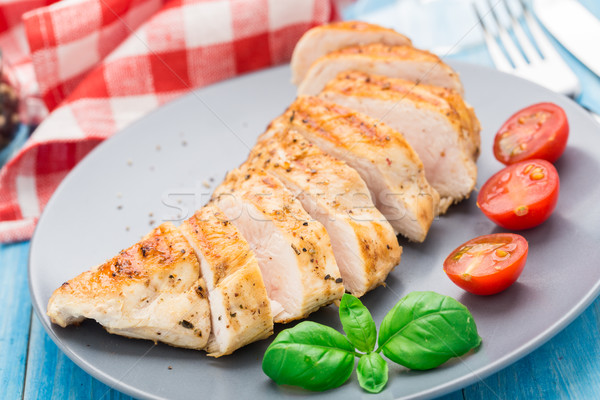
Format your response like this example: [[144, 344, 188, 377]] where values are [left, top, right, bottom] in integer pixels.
[[283, 96, 438, 242]]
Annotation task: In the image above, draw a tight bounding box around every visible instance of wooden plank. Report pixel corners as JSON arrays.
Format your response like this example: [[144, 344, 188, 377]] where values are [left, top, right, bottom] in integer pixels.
[[23, 314, 134, 400], [0, 242, 33, 399], [463, 297, 600, 399]]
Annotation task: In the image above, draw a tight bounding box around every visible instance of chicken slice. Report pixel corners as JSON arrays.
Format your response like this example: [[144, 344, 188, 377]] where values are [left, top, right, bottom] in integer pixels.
[[248, 121, 402, 296], [320, 71, 481, 213], [179, 205, 273, 357], [423, 83, 481, 160], [291, 21, 412, 85], [276, 96, 439, 242], [47, 223, 210, 350], [297, 43, 463, 96], [211, 168, 344, 323]]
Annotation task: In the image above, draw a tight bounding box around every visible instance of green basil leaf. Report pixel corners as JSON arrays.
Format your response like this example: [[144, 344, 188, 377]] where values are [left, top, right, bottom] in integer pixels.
[[262, 321, 355, 391], [339, 293, 377, 352], [378, 291, 482, 370], [357, 352, 388, 393]]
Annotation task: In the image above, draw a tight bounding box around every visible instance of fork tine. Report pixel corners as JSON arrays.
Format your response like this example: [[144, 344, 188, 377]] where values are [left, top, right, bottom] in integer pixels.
[[502, 0, 541, 63], [473, 3, 513, 72], [517, 0, 558, 59], [487, 0, 527, 69]]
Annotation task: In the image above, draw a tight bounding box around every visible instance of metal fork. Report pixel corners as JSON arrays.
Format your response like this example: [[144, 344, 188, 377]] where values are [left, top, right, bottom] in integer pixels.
[[473, 0, 580, 98]]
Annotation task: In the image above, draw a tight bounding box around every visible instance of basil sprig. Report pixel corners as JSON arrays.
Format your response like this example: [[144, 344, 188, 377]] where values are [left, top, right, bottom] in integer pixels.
[[262, 291, 482, 393]]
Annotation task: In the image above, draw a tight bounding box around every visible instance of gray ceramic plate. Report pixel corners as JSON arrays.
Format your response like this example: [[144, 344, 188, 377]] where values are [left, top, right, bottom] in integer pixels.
[[29, 62, 600, 400]]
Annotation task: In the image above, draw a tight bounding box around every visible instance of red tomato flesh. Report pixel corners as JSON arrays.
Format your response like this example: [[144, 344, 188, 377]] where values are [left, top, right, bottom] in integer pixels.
[[477, 159, 559, 230], [443, 233, 528, 295], [494, 102, 569, 165]]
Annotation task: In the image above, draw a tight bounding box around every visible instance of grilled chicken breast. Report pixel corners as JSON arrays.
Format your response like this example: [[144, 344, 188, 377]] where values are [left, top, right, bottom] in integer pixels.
[[211, 168, 344, 323], [250, 120, 402, 296], [47, 22, 482, 357], [297, 43, 463, 96], [179, 205, 273, 357], [291, 21, 412, 85], [282, 96, 439, 242], [320, 71, 481, 212], [47, 223, 211, 349]]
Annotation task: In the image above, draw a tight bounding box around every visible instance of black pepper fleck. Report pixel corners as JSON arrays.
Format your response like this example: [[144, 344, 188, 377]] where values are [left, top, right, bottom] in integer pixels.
[[179, 320, 194, 329]]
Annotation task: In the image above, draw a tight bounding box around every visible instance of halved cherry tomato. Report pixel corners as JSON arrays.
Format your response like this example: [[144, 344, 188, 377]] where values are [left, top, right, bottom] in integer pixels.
[[443, 233, 528, 295], [493, 102, 568, 165], [477, 159, 559, 230]]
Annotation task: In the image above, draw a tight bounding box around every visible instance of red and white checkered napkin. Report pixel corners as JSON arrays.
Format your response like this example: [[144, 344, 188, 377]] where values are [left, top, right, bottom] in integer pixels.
[[0, 0, 336, 243]]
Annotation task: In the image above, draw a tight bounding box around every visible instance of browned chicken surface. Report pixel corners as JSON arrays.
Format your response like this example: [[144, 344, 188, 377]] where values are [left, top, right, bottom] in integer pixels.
[[291, 20, 412, 85], [320, 71, 481, 212], [47, 223, 211, 349], [211, 168, 345, 323], [180, 205, 273, 357], [249, 120, 402, 296], [278, 96, 439, 242], [297, 43, 463, 96]]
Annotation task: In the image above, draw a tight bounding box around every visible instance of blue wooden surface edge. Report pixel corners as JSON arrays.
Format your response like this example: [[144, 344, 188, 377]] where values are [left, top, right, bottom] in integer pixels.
[[0, 241, 32, 400], [2, 241, 599, 399]]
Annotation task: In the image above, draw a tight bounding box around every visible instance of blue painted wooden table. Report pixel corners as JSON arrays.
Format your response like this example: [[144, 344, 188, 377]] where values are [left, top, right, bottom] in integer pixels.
[[2, 2, 600, 398]]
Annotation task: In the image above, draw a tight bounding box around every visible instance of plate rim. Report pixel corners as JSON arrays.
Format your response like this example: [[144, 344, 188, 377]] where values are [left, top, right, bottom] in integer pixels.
[[28, 60, 600, 400]]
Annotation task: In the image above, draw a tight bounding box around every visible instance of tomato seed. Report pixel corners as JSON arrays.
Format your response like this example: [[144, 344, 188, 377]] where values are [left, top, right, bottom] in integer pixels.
[[495, 249, 508, 258], [530, 172, 545, 180], [514, 205, 529, 216]]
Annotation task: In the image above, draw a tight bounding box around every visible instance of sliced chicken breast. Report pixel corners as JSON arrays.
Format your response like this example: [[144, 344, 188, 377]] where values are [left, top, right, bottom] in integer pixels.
[[211, 168, 344, 323], [179, 205, 273, 357], [277, 96, 439, 242], [47, 223, 210, 350], [291, 21, 412, 85], [297, 43, 463, 96], [320, 71, 481, 212], [423, 83, 481, 160], [249, 121, 402, 296]]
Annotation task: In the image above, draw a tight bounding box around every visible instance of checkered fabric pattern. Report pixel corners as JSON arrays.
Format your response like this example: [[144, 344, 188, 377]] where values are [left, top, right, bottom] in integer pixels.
[[0, 0, 336, 243]]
